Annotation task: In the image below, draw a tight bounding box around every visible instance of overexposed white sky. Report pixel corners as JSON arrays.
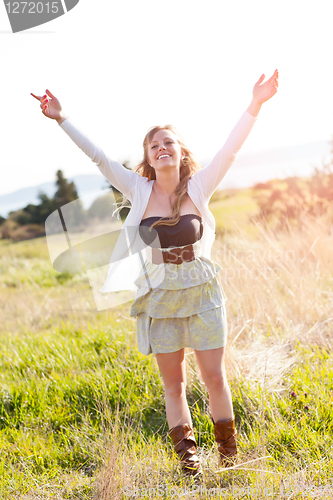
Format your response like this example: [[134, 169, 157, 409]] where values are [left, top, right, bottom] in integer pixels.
[[1, 0, 333, 196]]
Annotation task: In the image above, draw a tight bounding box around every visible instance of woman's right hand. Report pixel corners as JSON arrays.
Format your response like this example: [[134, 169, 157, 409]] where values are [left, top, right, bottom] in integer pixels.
[[31, 89, 67, 124]]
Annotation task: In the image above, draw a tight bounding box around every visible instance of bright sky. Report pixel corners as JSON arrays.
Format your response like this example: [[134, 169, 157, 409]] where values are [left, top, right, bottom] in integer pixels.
[[1, 0, 333, 196]]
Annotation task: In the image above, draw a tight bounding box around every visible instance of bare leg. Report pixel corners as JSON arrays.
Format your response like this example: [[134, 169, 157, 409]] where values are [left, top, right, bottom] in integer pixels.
[[194, 347, 233, 422], [155, 348, 192, 428]]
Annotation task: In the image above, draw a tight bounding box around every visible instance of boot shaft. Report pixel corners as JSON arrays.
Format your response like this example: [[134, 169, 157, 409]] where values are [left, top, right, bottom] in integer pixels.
[[168, 423, 201, 476], [213, 417, 237, 468]]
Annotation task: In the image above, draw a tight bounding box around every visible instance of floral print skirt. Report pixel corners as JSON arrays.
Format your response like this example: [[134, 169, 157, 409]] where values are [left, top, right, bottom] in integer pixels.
[[129, 255, 228, 356]]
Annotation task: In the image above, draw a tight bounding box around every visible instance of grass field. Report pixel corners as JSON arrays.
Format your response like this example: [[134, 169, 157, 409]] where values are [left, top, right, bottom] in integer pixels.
[[1, 187, 333, 499]]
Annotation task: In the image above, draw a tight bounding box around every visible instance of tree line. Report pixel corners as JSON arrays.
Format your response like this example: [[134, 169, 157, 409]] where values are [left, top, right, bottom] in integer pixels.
[[0, 169, 130, 242]]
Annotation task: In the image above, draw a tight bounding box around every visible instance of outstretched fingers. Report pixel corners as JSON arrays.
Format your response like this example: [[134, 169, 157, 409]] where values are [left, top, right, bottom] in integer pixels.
[[31, 92, 49, 106], [268, 69, 279, 83], [45, 89, 56, 99], [31, 92, 42, 101]]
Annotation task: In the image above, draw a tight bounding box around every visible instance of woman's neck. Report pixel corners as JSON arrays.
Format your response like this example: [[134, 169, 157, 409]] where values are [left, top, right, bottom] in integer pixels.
[[153, 176, 179, 198]]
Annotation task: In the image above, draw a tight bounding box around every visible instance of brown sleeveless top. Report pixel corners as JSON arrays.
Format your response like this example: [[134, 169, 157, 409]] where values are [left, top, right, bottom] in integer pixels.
[[139, 214, 203, 248]]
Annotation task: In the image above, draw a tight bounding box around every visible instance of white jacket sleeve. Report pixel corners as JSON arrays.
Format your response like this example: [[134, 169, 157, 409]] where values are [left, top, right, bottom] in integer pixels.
[[192, 111, 257, 200], [58, 117, 139, 201]]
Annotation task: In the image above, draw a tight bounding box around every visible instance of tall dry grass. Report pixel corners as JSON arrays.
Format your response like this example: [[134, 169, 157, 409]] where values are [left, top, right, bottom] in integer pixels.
[[212, 213, 333, 385]]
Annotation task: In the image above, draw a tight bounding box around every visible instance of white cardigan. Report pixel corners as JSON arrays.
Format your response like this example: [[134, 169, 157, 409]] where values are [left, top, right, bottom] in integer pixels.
[[58, 111, 257, 295]]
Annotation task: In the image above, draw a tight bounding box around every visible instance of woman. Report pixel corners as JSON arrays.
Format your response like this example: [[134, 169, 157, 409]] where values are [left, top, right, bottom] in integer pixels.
[[31, 71, 278, 476]]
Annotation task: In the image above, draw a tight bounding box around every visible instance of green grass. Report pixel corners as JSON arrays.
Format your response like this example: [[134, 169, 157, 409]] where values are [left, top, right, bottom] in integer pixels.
[[0, 318, 165, 498], [209, 188, 259, 237], [1, 325, 333, 498]]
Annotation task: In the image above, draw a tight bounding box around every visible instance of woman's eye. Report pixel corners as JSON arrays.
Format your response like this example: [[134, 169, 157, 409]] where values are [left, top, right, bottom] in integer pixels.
[[151, 145, 157, 149]]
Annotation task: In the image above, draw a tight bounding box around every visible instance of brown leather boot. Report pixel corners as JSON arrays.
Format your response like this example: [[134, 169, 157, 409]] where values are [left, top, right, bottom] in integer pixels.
[[213, 417, 237, 468], [168, 423, 201, 477]]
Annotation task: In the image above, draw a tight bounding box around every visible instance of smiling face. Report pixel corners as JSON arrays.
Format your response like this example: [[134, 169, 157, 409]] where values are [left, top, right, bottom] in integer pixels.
[[147, 129, 184, 173]]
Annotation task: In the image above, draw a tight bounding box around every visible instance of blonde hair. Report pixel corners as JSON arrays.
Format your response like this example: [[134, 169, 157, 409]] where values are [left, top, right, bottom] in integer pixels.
[[133, 125, 201, 229]]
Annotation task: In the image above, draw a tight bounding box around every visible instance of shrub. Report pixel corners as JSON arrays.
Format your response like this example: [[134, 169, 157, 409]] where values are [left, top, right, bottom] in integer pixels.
[[9, 223, 45, 242], [251, 166, 333, 231], [0, 219, 19, 239]]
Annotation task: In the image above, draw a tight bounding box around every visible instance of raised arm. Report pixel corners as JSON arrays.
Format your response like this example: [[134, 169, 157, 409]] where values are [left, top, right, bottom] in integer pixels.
[[31, 89, 140, 201], [192, 70, 279, 200]]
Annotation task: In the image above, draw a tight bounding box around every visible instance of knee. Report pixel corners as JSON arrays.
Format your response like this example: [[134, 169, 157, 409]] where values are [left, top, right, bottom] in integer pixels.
[[164, 381, 186, 399], [205, 372, 225, 393]]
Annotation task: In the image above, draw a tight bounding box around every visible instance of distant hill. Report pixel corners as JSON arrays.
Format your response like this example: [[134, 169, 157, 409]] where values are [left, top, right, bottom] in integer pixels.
[[0, 174, 108, 218], [202, 140, 331, 189]]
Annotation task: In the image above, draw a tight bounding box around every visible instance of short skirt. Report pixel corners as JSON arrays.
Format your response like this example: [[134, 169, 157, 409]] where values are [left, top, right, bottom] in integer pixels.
[[129, 255, 228, 356]]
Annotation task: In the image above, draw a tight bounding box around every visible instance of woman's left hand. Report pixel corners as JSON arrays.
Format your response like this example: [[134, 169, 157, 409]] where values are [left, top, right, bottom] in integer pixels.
[[252, 69, 279, 105]]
